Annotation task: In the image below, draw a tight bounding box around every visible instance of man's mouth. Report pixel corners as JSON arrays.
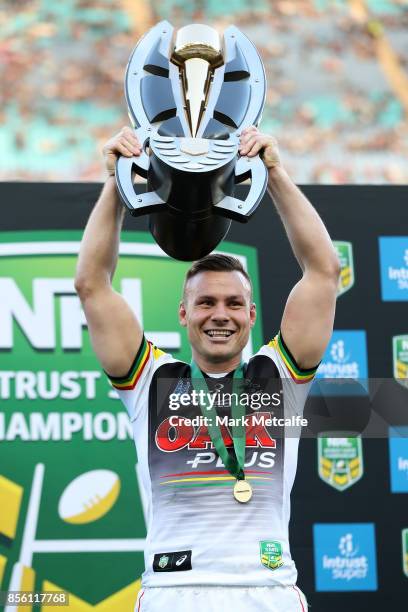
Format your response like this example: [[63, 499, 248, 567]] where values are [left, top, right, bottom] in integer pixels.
[[204, 329, 235, 338]]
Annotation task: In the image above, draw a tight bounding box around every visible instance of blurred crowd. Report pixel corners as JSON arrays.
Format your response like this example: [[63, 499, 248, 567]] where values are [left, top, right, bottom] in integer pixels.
[[1, 0, 407, 183]]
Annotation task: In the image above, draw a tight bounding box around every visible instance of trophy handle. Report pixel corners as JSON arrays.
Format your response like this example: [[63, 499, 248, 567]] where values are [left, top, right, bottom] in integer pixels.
[[125, 21, 176, 130], [115, 157, 165, 217], [214, 155, 267, 222], [115, 127, 167, 216]]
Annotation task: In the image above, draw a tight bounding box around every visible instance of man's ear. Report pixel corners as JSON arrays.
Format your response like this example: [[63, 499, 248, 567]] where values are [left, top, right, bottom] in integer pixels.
[[250, 302, 257, 328], [179, 301, 187, 327]]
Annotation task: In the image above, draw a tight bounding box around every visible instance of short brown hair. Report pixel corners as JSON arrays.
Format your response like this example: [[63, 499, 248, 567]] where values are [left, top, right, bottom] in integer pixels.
[[183, 254, 252, 300]]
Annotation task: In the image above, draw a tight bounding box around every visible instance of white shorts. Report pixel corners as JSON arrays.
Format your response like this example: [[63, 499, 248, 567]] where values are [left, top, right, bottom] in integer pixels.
[[135, 585, 308, 612]]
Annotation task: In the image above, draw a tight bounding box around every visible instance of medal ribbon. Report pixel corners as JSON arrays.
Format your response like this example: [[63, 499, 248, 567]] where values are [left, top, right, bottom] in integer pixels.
[[190, 360, 246, 480]]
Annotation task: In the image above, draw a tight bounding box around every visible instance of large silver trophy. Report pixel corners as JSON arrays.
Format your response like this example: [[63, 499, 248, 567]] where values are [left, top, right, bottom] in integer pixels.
[[116, 21, 267, 261]]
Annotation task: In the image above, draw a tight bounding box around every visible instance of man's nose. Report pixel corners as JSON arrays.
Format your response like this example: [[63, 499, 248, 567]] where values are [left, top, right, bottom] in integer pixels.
[[210, 304, 230, 322]]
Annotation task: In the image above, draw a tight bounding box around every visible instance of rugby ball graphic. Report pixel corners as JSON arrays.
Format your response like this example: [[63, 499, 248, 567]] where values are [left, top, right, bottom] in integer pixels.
[[58, 470, 121, 524]]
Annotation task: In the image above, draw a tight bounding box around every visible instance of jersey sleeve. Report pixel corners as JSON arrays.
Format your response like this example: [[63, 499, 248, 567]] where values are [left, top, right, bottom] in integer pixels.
[[266, 331, 319, 384], [105, 335, 173, 421], [256, 331, 320, 415]]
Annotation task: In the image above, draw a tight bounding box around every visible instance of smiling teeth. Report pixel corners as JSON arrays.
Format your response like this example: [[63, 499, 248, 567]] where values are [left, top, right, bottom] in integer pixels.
[[206, 330, 232, 337]]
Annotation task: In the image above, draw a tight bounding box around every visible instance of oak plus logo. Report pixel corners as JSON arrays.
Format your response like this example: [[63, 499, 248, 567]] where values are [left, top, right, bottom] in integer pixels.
[[379, 236, 408, 301], [314, 523, 377, 591], [155, 412, 277, 472]]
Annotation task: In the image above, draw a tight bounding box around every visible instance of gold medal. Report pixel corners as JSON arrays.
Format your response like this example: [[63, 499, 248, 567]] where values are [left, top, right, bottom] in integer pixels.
[[233, 479, 252, 503]]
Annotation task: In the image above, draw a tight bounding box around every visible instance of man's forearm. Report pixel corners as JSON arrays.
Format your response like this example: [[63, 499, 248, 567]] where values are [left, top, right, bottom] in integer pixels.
[[267, 166, 339, 275], [75, 177, 125, 290]]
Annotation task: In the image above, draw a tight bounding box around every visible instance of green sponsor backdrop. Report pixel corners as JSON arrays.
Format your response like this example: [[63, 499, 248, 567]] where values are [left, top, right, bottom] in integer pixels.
[[0, 230, 262, 608]]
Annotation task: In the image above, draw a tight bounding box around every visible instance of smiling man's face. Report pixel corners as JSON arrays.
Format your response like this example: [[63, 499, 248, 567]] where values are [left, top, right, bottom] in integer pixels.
[[179, 270, 256, 372]]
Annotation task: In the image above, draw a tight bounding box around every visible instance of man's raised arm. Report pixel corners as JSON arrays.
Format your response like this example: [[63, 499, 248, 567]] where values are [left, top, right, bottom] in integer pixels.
[[239, 126, 340, 369], [75, 127, 144, 376]]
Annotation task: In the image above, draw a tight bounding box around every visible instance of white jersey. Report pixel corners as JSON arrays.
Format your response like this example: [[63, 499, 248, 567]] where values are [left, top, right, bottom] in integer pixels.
[[107, 332, 317, 588]]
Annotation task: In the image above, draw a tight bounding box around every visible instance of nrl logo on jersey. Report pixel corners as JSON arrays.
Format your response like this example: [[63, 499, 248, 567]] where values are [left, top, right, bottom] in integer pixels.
[[334, 241, 354, 297], [259, 540, 284, 570], [318, 436, 364, 491], [393, 335, 408, 389], [159, 555, 169, 569], [403, 529, 408, 578]]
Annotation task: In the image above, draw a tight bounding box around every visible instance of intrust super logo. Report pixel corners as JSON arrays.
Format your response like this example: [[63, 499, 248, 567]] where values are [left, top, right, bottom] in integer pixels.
[[317, 331, 368, 380], [313, 331, 368, 396], [389, 427, 408, 493], [313, 523, 377, 591], [379, 236, 408, 301]]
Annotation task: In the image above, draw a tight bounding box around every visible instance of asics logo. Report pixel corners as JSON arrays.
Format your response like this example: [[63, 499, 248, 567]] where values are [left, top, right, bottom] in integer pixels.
[[175, 554, 188, 566]]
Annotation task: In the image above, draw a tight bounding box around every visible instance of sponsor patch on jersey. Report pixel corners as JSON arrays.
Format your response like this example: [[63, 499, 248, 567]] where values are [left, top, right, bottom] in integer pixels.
[[153, 550, 192, 572], [259, 540, 284, 570]]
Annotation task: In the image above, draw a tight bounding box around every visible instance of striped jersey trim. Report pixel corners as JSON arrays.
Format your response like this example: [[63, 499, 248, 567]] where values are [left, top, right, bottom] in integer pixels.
[[159, 469, 274, 490], [268, 332, 318, 384], [107, 336, 151, 390]]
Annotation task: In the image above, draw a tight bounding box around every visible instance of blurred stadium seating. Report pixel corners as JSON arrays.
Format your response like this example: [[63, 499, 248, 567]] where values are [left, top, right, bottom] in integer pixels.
[[1, 0, 407, 183]]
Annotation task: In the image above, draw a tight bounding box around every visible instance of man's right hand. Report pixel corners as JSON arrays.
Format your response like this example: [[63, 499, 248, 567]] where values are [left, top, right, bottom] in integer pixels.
[[76, 125, 145, 377], [103, 126, 142, 176]]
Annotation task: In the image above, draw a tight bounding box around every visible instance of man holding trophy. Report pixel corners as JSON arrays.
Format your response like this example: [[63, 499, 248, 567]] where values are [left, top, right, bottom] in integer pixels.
[[75, 22, 339, 612]]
